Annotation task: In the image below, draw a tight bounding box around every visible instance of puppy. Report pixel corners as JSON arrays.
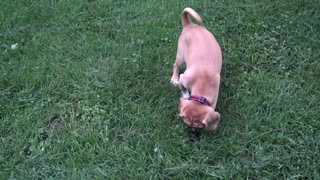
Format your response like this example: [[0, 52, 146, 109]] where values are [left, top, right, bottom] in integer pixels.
[[170, 7, 222, 132]]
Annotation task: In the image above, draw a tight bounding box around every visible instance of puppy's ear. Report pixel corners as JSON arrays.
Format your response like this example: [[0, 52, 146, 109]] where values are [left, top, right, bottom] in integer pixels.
[[202, 108, 220, 131], [179, 98, 187, 112], [179, 98, 190, 125]]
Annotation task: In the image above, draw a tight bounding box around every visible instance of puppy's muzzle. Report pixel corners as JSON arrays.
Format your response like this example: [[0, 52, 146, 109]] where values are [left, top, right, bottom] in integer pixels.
[[188, 127, 203, 142]]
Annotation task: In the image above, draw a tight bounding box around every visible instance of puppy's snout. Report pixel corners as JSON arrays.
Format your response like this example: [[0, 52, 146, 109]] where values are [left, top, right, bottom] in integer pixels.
[[188, 127, 202, 142], [189, 127, 201, 133]]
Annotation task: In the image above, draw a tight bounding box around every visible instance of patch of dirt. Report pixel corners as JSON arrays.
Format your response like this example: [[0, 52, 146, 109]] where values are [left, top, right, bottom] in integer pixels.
[[47, 114, 61, 129]]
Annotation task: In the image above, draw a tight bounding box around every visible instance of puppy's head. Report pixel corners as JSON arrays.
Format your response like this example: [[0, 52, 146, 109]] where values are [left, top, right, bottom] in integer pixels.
[[179, 98, 220, 132]]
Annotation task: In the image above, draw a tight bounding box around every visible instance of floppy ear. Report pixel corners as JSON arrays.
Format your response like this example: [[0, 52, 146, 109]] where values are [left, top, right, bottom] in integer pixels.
[[179, 98, 190, 125], [202, 108, 220, 131], [179, 98, 187, 114]]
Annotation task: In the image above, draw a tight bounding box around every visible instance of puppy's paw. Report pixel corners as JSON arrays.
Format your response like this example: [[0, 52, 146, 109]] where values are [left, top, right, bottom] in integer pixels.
[[182, 91, 190, 99], [170, 79, 179, 86]]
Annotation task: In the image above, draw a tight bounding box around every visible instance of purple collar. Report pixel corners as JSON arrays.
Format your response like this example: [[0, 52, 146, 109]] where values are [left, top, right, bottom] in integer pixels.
[[188, 95, 211, 106]]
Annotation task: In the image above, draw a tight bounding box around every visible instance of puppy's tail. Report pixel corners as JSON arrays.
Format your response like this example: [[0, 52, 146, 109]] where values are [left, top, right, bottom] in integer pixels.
[[181, 7, 202, 27]]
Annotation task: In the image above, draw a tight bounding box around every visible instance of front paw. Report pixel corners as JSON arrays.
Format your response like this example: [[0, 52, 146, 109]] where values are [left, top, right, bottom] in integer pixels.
[[182, 91, 190, 99], [170, 78, 179, 86]]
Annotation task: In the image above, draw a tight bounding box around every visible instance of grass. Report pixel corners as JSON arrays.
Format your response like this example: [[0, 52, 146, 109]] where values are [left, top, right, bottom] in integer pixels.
[[1, 0, 319, 178]]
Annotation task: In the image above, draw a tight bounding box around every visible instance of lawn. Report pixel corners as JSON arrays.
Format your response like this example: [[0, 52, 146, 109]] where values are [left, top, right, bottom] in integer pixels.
[[1, 0, 319, 179]]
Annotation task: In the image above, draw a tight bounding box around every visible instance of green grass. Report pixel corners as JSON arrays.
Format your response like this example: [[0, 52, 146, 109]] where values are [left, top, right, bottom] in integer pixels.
[[1, 0, 319, 178]]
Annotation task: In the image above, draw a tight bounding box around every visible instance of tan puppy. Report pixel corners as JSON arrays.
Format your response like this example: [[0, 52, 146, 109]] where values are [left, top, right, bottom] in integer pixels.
[[170, 7, 222, 131]]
